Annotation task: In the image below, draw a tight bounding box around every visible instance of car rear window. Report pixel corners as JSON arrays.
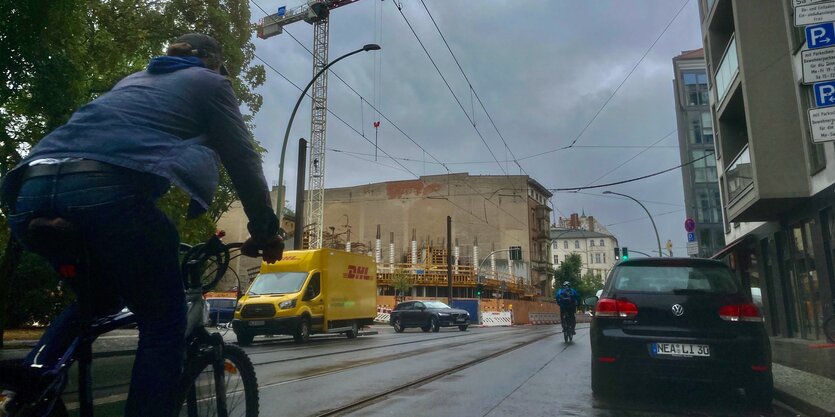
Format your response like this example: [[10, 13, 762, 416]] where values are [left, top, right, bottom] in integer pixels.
[[611, 265, 740, 294]]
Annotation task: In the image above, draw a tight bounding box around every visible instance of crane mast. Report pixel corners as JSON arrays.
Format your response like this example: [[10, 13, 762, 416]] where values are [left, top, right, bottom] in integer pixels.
[[257, 0, 360, 249]]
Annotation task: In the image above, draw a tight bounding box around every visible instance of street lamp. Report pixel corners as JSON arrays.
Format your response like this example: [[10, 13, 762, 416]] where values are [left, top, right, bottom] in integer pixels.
[[275, 44, 381, 219], [602, 190, 663, 257]]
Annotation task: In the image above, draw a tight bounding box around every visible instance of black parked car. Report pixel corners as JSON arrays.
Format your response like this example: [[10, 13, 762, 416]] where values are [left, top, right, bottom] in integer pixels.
[[206, 297, 237, 327], [588, 258, 773, 408], [390, 300, 470, 332]]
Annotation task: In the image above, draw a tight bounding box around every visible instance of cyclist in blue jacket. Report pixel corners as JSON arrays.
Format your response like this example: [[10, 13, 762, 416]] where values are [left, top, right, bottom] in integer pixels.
[[556, 281, 581, 335], [1, 33, 282, 417]]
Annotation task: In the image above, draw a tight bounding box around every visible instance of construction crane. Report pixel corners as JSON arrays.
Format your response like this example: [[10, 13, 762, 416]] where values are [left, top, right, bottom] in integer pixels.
[[258, 0, 361, 249]]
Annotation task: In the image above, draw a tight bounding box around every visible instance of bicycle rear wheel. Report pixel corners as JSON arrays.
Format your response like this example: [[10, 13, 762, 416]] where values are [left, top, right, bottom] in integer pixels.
[[178, 344, 258, 417]]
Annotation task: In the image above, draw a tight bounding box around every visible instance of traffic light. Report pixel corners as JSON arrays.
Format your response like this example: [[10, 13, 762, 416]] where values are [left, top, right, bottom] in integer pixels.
[[476, 283, 484, 298], [614, 247, 621, 261], [622, 247, 629, 260]]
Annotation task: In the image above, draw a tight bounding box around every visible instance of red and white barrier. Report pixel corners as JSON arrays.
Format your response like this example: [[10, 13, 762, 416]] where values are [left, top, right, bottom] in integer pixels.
[[529, 312, 560, 325], [374, 305, 392, 324], [481, 311, 512, 327]]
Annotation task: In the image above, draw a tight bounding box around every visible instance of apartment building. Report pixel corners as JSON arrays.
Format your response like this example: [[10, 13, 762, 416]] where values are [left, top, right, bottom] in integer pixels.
[[672, 48, 725, 258], [699, 0, 835, 345]]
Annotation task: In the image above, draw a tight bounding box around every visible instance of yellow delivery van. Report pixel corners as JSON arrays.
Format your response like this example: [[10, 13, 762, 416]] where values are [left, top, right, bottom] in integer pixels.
[[232, 249, 377, 345]]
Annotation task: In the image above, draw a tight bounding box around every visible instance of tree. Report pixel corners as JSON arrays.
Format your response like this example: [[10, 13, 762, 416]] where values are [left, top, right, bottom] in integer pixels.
[[553, 253, 582, 296], [391, 269, 413, 303], [0, 0, 267, 345], [577, 270, 604, 299]]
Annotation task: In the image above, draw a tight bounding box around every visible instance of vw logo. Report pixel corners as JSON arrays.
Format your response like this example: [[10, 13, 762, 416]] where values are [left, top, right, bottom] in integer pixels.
[[671, 304, 684, 317]]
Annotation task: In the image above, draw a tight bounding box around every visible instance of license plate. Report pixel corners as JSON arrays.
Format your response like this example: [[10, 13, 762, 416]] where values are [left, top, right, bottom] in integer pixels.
[[651, 343, 710, 357], [248, 321, 265, 326], [456, 317, 466, 322]]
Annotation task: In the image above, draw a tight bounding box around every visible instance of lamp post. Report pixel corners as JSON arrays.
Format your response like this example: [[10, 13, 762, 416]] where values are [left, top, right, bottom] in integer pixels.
[[275, 44, 381, 219], [602, 190, 663, 257]]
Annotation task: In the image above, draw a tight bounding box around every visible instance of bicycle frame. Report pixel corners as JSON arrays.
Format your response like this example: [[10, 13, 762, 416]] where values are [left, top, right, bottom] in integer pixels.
[[18, 238, 228, 417]]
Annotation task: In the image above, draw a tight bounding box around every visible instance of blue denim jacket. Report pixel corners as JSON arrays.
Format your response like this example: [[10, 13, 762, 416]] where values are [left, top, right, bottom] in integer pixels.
[[1, 57, 277, 240]]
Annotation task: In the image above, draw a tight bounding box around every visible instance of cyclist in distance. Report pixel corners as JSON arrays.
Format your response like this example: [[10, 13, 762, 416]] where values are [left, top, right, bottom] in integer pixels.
[[0, 33, 283, 417], [556, 281, 581, 335]]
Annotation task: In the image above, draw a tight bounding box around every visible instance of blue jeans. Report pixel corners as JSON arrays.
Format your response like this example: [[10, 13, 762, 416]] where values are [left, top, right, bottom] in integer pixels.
[[7, 169, 185, 417]]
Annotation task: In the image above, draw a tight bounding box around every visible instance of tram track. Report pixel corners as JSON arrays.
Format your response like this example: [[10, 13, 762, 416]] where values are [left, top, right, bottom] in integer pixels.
[[313, 329, 563, 416]]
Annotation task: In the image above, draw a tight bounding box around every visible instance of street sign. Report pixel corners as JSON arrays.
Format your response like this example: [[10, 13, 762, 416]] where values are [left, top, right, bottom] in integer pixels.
[[795, 0, 830, 7], [814, 81, 835, 107], [277, 5, 286, 16], [795, 1, 835, 26], [807, 23, 835, 49], [802, 47, 835, 84], [686, 241, 699, 256], [809, 107, 835, 142], [684, 218, 696, 233], [687, 232, 696, 242]]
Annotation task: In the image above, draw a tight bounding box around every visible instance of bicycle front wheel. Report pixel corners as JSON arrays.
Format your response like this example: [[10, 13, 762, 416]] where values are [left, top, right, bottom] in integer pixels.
[[178, 344, 259, 417]]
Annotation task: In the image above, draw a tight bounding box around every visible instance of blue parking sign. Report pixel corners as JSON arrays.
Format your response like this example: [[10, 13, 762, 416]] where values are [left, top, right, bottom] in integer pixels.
[[807, 22, 835, 50], [814, 81, 835, 107], [687, 232, 696, 242]]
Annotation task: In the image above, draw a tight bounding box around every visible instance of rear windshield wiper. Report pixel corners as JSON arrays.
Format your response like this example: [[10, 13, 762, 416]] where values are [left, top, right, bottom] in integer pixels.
[[672, 289, 720, 295]]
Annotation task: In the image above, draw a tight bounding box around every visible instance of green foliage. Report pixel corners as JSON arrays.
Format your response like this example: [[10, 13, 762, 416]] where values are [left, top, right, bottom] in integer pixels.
[[577, 270, 604, 299], [554, 253, 582, 292], [391, 269, 413, 300], [0, 0, 267, 333], [4, 252, 74, 328]]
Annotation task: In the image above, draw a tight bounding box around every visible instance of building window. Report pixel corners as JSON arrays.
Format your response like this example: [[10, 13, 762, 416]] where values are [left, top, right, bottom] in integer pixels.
[[599, 239, 605, 247], [575, 240, 580, 249], [692, 150, 718, 183], [602, 253, 606, 263], [564, 241, 568, 249], [595, 253, 602, 264], [683, 71, 709, 107], [554, 254, 559, 264], [590, 240, 595, 247]]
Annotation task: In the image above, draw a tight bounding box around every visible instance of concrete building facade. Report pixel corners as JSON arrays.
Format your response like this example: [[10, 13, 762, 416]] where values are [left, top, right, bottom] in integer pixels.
[[318, 173, 554, 298], [672, 48, 724, 258], [699, 0, 835, 350], [550, 213, 619, 279]]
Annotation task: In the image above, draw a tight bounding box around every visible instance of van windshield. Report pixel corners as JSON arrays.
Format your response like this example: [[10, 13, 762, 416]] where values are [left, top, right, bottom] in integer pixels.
[[248, 272, 309, 295]]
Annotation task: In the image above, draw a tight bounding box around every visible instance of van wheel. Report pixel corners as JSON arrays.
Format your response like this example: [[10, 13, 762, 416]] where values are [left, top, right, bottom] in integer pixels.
[[294, 318, 311, 343], [236, 331, 254, 346], [346, 321, 359, 339]]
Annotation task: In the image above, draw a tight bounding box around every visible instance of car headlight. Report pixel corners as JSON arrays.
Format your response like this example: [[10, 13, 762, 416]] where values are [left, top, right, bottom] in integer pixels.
[[438, 312, 451, 316], [279, 299, 297, 309]]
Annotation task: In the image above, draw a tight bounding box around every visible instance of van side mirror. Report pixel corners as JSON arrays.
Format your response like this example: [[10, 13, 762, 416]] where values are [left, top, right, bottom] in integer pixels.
[[583, 296, 599, 307]]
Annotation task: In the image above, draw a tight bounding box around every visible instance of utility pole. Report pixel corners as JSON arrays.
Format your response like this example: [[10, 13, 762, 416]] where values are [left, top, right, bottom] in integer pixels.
[[447, 216, 453, 305], [294, 138, 307, 250]]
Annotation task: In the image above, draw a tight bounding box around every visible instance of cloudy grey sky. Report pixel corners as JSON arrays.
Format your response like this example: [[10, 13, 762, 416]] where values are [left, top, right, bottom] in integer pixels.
[[246, 0, 704, 256]]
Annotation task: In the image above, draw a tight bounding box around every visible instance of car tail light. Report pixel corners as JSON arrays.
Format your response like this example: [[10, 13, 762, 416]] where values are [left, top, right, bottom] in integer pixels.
[[751, 365, 769, 372], [719, 303, 763, 322], [597, 356, 616, 363], [595, 298, 638, 319]]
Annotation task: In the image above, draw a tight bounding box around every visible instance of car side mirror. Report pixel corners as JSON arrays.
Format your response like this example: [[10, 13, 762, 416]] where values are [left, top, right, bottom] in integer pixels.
[[584, 296, 599, 307]]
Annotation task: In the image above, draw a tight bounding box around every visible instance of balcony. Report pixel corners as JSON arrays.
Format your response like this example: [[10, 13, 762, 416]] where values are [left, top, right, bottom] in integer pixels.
[[715, 36, 738, 106], [726, 146, 753, 203]]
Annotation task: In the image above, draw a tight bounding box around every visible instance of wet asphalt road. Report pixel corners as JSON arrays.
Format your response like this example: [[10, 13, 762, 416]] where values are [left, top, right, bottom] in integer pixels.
[[56, 325, 800, 416]]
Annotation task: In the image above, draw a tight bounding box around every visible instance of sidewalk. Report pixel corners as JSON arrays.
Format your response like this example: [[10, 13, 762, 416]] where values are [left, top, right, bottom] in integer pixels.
[[771, 337, 835, 417]]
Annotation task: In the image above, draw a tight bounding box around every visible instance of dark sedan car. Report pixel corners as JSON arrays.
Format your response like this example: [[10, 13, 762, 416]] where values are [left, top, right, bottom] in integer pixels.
[[390, 300, 470, 332], [589, 258, 772, 408], [206, 297, 237, 327]]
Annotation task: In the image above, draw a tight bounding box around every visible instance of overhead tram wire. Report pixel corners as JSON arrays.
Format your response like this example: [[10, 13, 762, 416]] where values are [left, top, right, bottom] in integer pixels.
[[392, 0, 508, 176], [248, 3, 529, 228], [585, 128, 678, 185], [548, 151, 713, 192], [418, 0, 526, 175], [563, 0, 689, 149]]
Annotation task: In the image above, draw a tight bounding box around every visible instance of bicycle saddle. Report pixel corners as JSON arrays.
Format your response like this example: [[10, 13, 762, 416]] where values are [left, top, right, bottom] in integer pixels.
[[24, 217, 82, 262]]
